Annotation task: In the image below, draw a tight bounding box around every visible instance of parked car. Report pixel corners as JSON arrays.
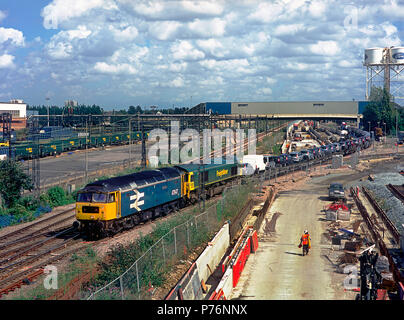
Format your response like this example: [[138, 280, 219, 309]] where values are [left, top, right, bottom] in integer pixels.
[[320, 145, 329, 155], [332, 143, 340, 152], [308, 148, 317, 159], [273, 155, 283, 167], [242, 155, 266, 173], [263, 155, 277, 169], [328, 183, 346, 200], [289, 152, 302, 163], [300, 149, 313, 161], [279, 153, 291, 166], [316, 147, 325, 158]]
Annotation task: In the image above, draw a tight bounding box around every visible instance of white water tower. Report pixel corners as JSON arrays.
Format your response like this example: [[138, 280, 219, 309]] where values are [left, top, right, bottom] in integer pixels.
[[364, 46, 404, 103]]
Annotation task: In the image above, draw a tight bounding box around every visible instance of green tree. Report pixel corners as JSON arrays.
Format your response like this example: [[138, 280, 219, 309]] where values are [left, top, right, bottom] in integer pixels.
[[363, 86, 397, 134], [0, 160, 33, 208]]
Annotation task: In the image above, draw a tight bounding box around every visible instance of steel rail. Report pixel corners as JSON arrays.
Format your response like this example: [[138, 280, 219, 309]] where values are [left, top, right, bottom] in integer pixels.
[[351, 187, 403, 284], [362, 186, 401, 244], [386, 184, 404, 205], [0, 227, 77, 268], [0, 208, 75, 243]]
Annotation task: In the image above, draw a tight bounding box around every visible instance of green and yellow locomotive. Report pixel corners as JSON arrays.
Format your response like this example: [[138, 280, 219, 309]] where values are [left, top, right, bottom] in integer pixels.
[[75, 162, 241, 238]]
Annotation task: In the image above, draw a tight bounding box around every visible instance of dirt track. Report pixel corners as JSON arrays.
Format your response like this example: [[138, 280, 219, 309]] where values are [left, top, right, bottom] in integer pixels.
[[230, 169, 372, 300]]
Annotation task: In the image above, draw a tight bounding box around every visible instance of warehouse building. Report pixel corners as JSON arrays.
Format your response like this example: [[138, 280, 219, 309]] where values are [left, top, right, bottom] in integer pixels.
[[190, 101, 370, 127], [200, 101, 369, 116], [0, 99, 27, 129]]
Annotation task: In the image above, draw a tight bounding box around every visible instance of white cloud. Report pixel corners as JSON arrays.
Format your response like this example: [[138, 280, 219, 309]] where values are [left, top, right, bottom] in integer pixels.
[[94, 61, 137, 75], [258, 87, 272, 95], [0, 10, 6, 22], [169, 62, 188, 72], [124, 0, 224, 21], [47, 41, 73, 59], [0, 54, 15, 69], [199, 58, 251, 74], [196, 38, 225, 57], [266, 77, 277, 85], [42, 0, 117, 29], [310, 41, 340, 56], [248, 2, 284, 23], [0, 27, 25, 47], [169, 76, 185, 88], [273, 24, 304, 36], [6, 0, 404, 106], [171, 40, 205, 61], [308, 1, 326, 18], [65, 25, 92, 40], [148, 21, 181, 41], [109, 25, 138, 42], [188, 18, 226, 37]]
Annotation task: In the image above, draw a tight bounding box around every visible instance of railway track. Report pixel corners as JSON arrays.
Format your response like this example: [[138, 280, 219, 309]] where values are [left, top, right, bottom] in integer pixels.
[[0, 226, 84, 298], [0, 207, 75, 246], [386, 184, 404, 205], [351, 187, 404, 285], [0, 207, 82, 298], [0, 123, 391, 299], [0, 126, 283, 299]]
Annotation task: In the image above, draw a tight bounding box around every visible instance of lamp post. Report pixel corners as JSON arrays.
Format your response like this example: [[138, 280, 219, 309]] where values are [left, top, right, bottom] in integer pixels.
[[395, 106, 399, 154], [129, 117, 132, 168], [46, 97, 50, 127], [368, 121, 370, 134]]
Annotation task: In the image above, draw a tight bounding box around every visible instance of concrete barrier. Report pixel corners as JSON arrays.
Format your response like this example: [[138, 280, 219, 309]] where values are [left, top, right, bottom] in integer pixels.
[[209, 267, 233, 300], [165, 222, 231, 300], [196, 222, 230, 283], [165, 262, 204, 300]]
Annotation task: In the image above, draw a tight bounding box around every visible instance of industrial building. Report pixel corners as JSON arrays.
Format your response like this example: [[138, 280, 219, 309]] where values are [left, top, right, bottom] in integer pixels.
[[0, 99, 27, 129], [197, 101, 368, 123]]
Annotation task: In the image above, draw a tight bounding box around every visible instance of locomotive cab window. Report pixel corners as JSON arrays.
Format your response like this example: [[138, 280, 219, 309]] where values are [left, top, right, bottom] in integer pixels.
[[108, 193, 115, 202], [93, 193, 107, 203], [77, 192, 108, 203], [231, 166, 237, 176]]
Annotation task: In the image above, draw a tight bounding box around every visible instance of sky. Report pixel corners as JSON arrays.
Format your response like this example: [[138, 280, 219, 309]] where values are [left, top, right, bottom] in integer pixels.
[[0, 0, 403, 110]]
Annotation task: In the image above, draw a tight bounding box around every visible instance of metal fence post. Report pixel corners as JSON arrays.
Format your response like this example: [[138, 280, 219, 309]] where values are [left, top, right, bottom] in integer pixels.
[[162, 236, 166, 264], [174, 227, 177, 255], [136, 261, 140, 300], [187, 221, 190, 248], [120, 276, 124, 300]]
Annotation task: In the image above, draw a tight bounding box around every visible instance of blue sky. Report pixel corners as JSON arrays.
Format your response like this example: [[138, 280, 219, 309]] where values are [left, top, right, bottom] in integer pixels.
[[0, 0, 403, 110]]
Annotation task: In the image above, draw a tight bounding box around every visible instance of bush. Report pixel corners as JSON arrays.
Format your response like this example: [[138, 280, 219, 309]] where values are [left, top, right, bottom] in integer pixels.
[[7, 204, 34, 224], [45, 186, 74, 207], [17, 196, 40, 211]]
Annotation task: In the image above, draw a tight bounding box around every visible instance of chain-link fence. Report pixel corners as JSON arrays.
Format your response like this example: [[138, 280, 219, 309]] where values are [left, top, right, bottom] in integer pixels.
[[85, 182, 256, 300], [84, 143, 402, 300]]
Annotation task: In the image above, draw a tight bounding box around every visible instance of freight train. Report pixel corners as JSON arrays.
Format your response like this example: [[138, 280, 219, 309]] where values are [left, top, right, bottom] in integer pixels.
[[75, 124, 372, 238], [75, 162, 241, 238], [0, 130, 148, 160]]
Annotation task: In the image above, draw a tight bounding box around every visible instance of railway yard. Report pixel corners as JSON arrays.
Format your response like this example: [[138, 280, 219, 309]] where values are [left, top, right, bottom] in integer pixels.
[[0, 119, 403, 302]]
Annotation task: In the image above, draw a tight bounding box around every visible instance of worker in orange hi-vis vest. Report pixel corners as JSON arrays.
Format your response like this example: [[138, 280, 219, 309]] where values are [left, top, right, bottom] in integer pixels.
[[298, 230, 311, 256]]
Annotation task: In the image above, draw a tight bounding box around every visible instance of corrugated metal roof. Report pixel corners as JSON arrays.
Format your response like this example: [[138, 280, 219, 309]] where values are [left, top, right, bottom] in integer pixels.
[[83, 167, 181, 192]]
